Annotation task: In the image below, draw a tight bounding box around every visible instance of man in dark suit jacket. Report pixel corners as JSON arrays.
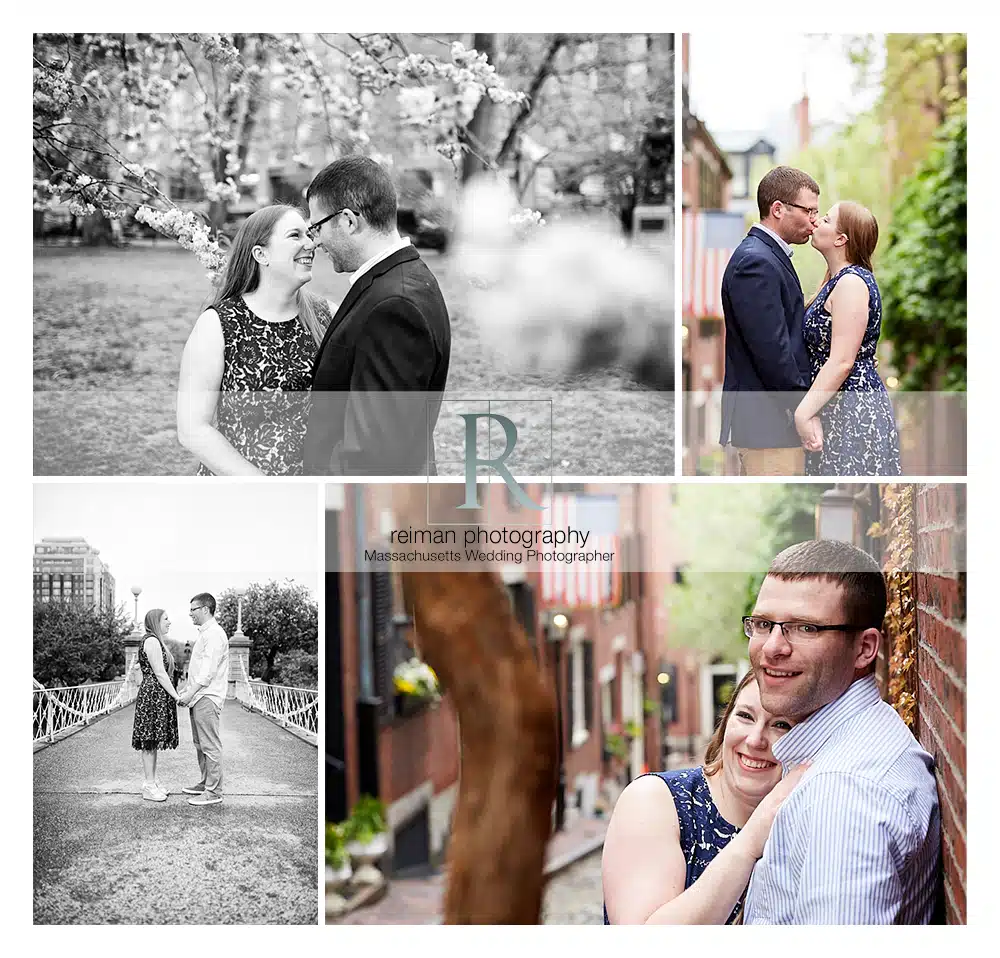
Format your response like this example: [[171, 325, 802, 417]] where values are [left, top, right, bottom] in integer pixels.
[[720, 166, 820, 476], [303, 156, 451, 475]]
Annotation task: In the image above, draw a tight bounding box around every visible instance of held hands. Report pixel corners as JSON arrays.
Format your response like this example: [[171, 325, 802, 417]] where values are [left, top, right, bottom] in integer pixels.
[[794, 410, 824, 452], [740, 762, 811, 860]]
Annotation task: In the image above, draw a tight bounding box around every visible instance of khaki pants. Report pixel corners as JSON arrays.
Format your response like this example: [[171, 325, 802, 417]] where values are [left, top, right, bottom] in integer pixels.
[[190, 698, 223, 795], [735, 446, 805, 477]]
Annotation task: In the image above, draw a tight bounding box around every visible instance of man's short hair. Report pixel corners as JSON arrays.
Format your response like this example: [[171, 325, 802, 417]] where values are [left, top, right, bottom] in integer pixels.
[[306, 156, 397, 232], [757, 166, 821, 219], [190, 592, 216, 616], [766, 539, 887, 630]]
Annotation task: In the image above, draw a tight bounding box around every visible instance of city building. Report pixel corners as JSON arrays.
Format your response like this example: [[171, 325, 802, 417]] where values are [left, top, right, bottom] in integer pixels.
[[33, 537, 116, 612], [325, 483, 709, 878]]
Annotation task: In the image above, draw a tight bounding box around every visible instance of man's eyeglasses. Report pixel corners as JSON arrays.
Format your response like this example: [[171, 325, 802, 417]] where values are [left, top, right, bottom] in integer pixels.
[[189, 606, 206, 615], [307, 208, 355, 241], [783, 201, 819, 219], [742, 616, 864, 641]]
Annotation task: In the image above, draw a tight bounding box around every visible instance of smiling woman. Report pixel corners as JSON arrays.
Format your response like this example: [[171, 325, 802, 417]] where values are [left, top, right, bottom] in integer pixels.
[[601, 670, 806, 925], [175, 204, 334, 476]]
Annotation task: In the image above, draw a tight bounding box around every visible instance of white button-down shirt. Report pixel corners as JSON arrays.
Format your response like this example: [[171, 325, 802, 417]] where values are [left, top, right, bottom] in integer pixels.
[[745, 675, 940, 924], [751, 222, 794, 258], [187, 619, 230, 709], [348, 236, 412, 287]]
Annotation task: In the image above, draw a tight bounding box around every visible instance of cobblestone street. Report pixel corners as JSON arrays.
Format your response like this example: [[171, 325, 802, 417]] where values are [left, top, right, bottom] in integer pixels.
[[542, 850, 604, 925]]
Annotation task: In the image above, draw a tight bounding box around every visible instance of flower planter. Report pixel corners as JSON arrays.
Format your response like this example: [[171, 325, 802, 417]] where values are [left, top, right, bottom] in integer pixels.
[[347, 832, 389, 886]]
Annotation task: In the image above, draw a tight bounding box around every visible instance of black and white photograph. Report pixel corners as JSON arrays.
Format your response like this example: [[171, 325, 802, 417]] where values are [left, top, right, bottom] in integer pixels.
[[32, 482, 320, 924], [33, 33, 675, 478]]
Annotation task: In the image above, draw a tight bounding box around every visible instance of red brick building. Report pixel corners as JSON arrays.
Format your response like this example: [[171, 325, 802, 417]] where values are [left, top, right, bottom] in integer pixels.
[[326, 483, 702, 872], [819, 482, 966, 924]]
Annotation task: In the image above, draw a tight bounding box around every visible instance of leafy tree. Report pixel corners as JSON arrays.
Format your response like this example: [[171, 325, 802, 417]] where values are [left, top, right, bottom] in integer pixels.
[[33, 600, 132, 687], [215, 580, 317, 685], [879, 111, 966, 392], [666, 484, 830, 662]]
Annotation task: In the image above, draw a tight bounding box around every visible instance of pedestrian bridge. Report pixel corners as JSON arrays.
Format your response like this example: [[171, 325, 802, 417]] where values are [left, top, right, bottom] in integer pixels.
[[33, 673, 319, 924]]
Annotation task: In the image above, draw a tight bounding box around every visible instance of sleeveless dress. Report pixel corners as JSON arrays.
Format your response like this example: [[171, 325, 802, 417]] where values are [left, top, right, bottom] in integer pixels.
[[196, 296, 329, 477], [803, 265, 902, 476], [131, 636, 179, 751], [604, 767, 743, 925]]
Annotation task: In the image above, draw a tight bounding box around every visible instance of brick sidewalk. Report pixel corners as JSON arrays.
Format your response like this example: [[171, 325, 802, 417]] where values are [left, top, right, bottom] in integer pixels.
[[333, 814, 609, 924]]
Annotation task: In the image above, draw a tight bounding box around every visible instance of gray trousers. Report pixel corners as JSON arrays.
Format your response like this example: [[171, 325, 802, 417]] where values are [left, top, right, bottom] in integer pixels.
[[190, 697, 223, 795]]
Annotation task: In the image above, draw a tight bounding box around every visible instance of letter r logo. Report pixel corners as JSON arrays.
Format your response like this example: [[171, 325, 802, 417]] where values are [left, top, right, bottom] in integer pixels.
[[458, 413, 543, 510]]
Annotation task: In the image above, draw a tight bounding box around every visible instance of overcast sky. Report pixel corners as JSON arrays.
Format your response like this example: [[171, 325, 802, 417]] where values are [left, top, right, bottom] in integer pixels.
[[687, 33, 882, 154], [33, 483, 320, 646]]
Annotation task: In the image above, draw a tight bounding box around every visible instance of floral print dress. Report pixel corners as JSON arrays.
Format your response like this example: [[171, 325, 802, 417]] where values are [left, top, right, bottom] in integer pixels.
[[131, 636, 178, 752], [197, 296, 329, 477], [803, 265, 902, 476], [604, 766, 743, 925]]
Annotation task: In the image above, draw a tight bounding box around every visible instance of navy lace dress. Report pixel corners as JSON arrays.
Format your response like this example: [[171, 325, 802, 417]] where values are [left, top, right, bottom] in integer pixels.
[[196, 296, 328, 477], [131, 636, 178, 752], [803, 265, 902, 476], [604, 767, 743, 925]]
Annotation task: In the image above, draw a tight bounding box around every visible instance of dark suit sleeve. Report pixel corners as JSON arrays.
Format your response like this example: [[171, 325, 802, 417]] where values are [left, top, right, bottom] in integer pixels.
[[729, 255, 809, 393], [328, 297, 436, 473]]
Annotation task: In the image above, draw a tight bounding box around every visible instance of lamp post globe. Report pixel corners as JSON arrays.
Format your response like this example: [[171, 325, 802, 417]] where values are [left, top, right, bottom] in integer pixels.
[[130, 585, 142, 628]]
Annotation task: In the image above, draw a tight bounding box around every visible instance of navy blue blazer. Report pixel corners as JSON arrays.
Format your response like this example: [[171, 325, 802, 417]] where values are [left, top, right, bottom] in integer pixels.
[[303, 246, 451, 475], [719, 228, 811, 449]]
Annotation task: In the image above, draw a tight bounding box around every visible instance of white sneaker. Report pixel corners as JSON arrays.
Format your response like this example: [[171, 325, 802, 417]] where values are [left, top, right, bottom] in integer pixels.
[[142, 783, 167, 803]]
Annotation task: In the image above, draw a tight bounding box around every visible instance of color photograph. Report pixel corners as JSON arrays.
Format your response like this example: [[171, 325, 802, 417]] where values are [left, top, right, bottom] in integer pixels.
[[681, 33, 966, 476], [323, 481, 966, 924]]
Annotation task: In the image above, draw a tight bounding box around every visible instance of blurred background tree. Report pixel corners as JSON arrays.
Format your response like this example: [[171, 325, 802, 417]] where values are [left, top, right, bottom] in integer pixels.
[[666, 484, 830, 662], [33, 600, 132, 687], [215, 580, 317, 686]]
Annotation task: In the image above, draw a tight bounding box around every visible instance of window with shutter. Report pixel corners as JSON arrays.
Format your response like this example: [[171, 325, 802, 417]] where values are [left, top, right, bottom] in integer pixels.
[[582, 640, 594, 733], [370, 564, 395, 723]]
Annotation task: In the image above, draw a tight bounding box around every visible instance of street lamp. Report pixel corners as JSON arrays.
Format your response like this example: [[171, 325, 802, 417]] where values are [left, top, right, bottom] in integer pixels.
[[233, 587, 247, 637], [548, 612, 569, 832], [130, 585, 142, 630]]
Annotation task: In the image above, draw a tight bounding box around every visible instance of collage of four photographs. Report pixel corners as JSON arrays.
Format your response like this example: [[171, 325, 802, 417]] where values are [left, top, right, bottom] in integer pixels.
[[31, 31, 968, 928]]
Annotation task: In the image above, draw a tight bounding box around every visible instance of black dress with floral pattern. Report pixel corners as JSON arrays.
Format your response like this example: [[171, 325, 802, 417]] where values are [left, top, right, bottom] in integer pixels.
[[603, 766, 743, 925], [197, 296, 329, 477], [131, 636, 178, 752], [803, 265, 902, 476]]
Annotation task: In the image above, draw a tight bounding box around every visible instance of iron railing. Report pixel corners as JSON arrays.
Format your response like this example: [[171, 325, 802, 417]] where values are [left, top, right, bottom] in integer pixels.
[[32, 670, 138, 745], [232, 659, 318, 743]]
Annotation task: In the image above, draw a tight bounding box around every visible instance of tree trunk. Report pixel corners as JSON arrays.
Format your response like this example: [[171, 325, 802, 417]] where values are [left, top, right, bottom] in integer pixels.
[[461, 34, 497, 183], [396, 487, 557, 924], [263, 647, 277, 684], [495, 35, 568, 170]]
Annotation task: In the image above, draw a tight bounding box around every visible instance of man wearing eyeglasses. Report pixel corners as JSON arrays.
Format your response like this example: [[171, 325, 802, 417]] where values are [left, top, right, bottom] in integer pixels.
[[302, 156, 451, 475], [742, 539, 939, 924], [720, 166, 819, 477], [179, 592, 230, 807]]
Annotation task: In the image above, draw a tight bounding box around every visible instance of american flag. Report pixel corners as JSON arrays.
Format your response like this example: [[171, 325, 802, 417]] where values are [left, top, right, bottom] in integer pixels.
[[540, 493, 621, 609], [682, 210, 747, 319]]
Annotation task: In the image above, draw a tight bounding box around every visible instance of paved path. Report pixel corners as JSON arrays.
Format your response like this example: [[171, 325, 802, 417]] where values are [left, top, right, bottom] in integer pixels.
[[335, 815, 608, 924], [34, 701, 318, 924]]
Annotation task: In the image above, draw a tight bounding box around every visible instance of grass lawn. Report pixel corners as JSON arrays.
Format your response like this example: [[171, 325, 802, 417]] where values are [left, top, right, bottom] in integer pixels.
[[34, 244, 674, 475]]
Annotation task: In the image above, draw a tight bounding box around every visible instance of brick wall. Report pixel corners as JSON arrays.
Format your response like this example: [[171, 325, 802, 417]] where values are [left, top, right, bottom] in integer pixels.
[[914, 484, 967, 925]]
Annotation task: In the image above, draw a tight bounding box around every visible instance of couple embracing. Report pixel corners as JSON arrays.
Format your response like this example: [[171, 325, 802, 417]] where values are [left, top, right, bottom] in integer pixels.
[[130, 595, 229, 805], [177, 156, 451, 477], [603, 539, 940, 924], [720, 166, 902, 477]]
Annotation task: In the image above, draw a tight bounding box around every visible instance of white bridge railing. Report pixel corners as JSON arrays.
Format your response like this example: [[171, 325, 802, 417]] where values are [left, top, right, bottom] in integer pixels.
[[33, 671, 138, 745], [233, 659, 317, 743]]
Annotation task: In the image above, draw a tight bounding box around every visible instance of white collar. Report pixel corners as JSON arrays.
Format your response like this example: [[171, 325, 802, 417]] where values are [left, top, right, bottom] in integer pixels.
[[751, 223, 794, 258], [349, 236, 412, 286]]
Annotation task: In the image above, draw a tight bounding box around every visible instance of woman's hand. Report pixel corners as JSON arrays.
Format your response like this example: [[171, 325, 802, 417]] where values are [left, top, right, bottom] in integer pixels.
[[739, 763, 810, 860], [794, 409, 824, 452]]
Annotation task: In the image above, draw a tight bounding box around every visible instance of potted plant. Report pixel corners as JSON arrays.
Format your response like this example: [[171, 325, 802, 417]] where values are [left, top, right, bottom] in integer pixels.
[[624, 719, 642, 741], [393, 657, 441, 717], [345, 794, 389, 865], [325, 821, 352, 887]]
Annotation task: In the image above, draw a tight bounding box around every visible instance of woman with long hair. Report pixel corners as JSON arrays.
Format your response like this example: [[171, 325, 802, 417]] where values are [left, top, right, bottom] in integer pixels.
[[601, 670, 807, 924], [131, 609, 180, 802], [177, 204, 333, 475], [794, 201, 902, 475]]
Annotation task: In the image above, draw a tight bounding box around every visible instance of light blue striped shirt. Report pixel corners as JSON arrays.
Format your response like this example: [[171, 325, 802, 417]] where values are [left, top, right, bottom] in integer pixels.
[[745, 675, 940, 924]]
